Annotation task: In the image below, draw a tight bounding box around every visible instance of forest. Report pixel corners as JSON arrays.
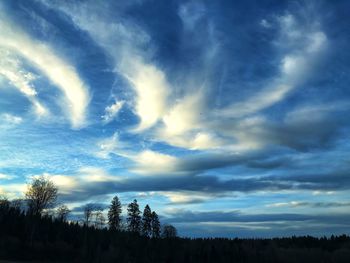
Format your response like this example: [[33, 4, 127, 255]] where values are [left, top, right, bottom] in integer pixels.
[[0, 176, 350, 262]]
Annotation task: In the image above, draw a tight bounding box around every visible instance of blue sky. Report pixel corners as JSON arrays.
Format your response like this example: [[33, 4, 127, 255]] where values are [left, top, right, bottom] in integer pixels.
[[1, 0, 350, 237]]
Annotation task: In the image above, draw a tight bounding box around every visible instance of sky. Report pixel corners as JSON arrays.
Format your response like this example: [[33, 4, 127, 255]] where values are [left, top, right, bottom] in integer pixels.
[[0, 0, 350, 238]]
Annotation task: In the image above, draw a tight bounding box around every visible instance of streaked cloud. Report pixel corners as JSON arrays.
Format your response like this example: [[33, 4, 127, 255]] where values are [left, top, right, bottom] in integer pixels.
[[1, 113, 23, 125], [0, 48, 48, 117], [102, 99, 124, 124], [0, 12, 90, 128]]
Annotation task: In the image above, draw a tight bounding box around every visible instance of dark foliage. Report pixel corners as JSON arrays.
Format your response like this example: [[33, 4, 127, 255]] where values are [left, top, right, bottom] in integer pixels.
[[142, 204, 152, 237], [1, 199, 350, 263], [162, 224, 177, 239], [127, 199, 141, 234], [151, 211, 161, 239], [107, 195, 122, 231]]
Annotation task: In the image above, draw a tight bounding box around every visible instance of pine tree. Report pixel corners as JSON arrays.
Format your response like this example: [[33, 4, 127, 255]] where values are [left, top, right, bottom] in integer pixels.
[[142, 204, 152, 237], [151, 211, 161, 238], [107, 195, 122, 230], [127, 199, 141, 233]]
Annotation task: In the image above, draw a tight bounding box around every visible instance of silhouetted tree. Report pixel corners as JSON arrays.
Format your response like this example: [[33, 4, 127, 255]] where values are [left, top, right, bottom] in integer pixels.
[[162, 224, 177, 238], [83, 203, 96, 226], [107, 195, 122, 230], [142, 204, 152, 237], [0, 196, 10, 211], [25, 176, 58, 215], [1, 193, 350, 263], [151, 211, 161, 238], [95, 209, 105, 229], [56, 204, 70, 222], [127, 199, 141, 233]]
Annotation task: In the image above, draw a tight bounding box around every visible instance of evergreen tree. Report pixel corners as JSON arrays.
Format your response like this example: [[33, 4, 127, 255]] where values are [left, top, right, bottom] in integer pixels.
[[142, 204, 152, 237], [107, 195, 122, 230], [127, 199, 141, 233], [151, 211, 161, 238]]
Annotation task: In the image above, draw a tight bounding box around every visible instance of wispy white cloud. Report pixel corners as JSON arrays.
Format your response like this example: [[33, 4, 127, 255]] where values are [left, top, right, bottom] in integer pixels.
[[0, 183, 27, 199], [260, 19, 271, 28], [129, 150, 179, 175], [77, 167, 122, 182], [285, 101, 350, 123], [102, 99, 124, 124], [218, 14, 327, 120], [0, 14, 90, 128], [1, 113, 23, 125], [30, 168, 122, 196], [178, 1, 206, 31], [122, 60, 170, 131], [162, 191, 228, 204], [96, 132, 128, 159], [40, 1, 166, 132], [0, 173, 15, 180], [39, 1, 332, 158], [0, 48, 48, 117]]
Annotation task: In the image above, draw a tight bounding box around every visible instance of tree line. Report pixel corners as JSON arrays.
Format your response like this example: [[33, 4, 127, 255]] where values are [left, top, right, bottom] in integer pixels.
[[9, 175, 177, 238], [1, 176, 350, 262]]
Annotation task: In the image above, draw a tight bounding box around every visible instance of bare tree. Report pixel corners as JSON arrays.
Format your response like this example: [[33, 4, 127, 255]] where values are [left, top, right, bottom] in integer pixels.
[[25, 176, 58, 216], [162, 224, 177, 238], [56, 204, 70, 222], [83, 203, 96, 226], [95, 209, 106, 229]]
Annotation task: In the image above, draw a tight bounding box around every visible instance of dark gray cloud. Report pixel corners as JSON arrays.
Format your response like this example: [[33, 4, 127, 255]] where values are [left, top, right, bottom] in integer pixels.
[[71, 202, 108, 213], [163, 209, 350, 238], [164, 209, 350, 224], [59, 166, 350, 203]]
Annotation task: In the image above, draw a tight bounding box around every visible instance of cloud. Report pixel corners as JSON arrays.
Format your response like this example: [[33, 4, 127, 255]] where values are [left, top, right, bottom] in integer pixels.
[[162, 191, 228, 204], [260, 19, 271, 28], [129, 150, 179, 175], [96, 133, 121, 159], [49, 174, 78, 194], [40, 1, 168, 132], [1, 113, 23, 125], [39, 1, 335, 158], [0, 48, 48, 117], [218, 14, 327, 120], [163, 209, 350, 237], [122, 59, 171, 131], [33, 168, 122, 201], [156, 91, 225, 150], [178, 1, 206, 31], [164, 209, 350, 234], [0, 183, 27, 199], [77, 167, 122, 183], [102, 100, 124, 124], [266, 201, 350, 208], [55, 165, 350, 203], [0, 13, 90, 128], [0, 173, 15, 180]]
